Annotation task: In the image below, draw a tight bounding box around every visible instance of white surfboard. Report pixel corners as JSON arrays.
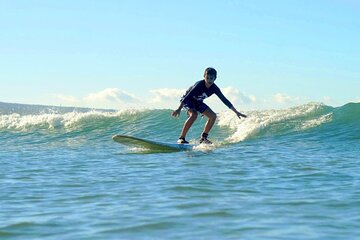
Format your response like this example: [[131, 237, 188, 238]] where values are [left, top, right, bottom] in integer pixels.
[[112, 135, 195, 153]]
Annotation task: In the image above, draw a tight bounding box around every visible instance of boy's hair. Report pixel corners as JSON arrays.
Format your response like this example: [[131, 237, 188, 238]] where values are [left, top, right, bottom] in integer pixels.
[[204, 67, 217, 78]]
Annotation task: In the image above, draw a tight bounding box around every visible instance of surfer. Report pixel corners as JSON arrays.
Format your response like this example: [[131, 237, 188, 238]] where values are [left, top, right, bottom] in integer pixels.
[[172, 67, 247, 144]]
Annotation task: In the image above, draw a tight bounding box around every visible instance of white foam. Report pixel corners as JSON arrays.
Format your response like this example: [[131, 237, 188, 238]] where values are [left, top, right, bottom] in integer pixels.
[[192, 142, 220, 152], [0, 109, 148, 130], [217, 103, 328, 143], [299, 113, 332, 131]]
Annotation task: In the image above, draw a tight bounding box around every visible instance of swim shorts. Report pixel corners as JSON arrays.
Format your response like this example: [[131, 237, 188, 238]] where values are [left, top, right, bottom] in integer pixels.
[[183, 100, 209, 113]]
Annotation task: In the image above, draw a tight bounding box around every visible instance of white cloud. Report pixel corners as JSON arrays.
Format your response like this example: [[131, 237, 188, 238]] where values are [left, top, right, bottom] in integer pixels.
[[267, 93, 311, 109], [221, 87, 256, 104], [323, 96, 332, 102], [84, 88, 140, 103], [54, 88, 142, 109], [55, 94, 79, 104], [273, 93, 309, 104], [221, 87, 239, 103], [149, 88, 185, 103], [273, 93, 293, 104]]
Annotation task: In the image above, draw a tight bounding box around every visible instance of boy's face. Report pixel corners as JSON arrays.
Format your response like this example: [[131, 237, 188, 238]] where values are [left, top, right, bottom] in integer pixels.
[[204, 74, 216, 85]]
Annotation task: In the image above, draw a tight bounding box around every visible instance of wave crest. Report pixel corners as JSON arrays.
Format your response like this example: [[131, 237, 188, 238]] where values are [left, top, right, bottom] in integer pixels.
[[1, 102, 359, 143], [0, 109, 145, 130], [218, 103, 333, 142]]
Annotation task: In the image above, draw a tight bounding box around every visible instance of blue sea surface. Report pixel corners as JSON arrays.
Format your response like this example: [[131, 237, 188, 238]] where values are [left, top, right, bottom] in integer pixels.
[[1, 102, 359, 239]]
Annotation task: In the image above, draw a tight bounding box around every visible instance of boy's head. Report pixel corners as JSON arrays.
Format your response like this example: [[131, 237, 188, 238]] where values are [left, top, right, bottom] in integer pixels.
[[204, 67, 217, 79], [204, 67, 217, 85]]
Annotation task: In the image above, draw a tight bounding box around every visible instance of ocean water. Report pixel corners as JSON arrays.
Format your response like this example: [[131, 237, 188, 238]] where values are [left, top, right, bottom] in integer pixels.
[[0, 101, 359, 239]]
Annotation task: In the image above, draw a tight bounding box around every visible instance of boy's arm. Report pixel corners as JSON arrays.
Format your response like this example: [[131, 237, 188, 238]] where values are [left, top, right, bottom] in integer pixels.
[[215, 86, 247, 119], [215, 88, 233, 109]]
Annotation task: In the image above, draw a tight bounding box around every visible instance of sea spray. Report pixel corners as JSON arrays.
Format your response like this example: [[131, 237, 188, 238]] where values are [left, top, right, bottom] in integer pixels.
[[217, 103, 333, 142]]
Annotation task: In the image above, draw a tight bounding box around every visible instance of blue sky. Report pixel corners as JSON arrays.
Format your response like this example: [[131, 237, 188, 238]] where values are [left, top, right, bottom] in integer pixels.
[[1, 0, 359, 111]]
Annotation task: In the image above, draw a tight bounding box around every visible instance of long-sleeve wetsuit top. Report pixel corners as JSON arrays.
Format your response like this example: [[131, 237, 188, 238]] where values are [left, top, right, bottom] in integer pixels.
[[181, 80, 233, 109]]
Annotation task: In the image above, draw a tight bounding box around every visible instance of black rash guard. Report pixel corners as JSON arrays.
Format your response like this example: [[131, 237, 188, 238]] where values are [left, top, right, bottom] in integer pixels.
[[181, 80, 233, 109]]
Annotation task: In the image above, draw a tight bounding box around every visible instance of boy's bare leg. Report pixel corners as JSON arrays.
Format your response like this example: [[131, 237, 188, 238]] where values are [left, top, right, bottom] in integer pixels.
[[180, 109, 198, 138], [201, 108, 217, 135]]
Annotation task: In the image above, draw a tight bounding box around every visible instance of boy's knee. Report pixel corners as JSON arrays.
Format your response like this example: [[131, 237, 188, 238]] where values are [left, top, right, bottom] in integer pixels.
[[211, 113, 217, 121], [189, 111, 198, 119]]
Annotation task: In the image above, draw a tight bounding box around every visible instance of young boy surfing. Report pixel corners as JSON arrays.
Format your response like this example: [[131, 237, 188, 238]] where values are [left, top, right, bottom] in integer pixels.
[[172, 67, 247, 144]]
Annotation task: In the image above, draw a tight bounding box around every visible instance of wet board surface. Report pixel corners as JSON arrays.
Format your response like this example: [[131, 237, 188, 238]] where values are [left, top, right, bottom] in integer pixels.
[[112, 135, 195, 153]]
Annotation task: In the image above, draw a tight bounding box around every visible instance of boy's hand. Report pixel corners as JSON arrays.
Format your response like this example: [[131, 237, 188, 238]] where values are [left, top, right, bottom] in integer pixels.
[[172, 109, 181, 117], [230, 106, 247, 119], [236, 111, 247, 119]]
